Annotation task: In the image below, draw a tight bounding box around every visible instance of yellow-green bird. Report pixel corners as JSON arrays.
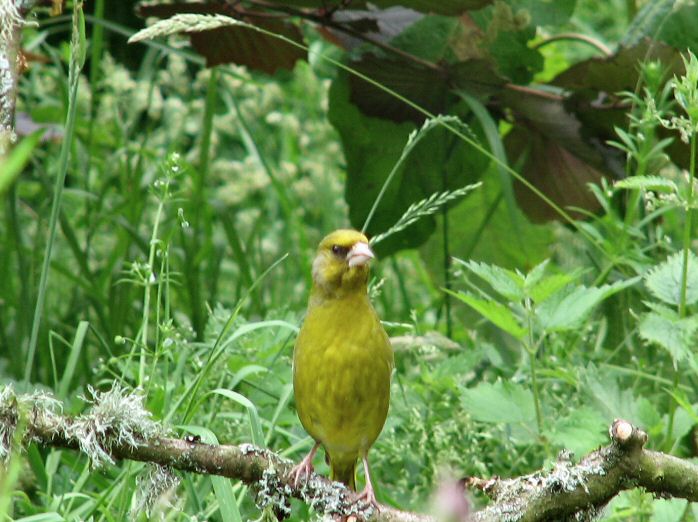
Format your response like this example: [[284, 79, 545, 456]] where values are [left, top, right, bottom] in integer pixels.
[[291, 229, 394, 507]]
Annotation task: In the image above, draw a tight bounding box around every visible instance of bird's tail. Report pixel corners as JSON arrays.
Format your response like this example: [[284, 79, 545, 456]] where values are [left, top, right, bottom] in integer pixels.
[[330, 458, 356, 491]]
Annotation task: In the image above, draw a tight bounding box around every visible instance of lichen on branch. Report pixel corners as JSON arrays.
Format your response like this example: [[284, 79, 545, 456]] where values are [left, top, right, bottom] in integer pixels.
[[3, 386, 698, 522]]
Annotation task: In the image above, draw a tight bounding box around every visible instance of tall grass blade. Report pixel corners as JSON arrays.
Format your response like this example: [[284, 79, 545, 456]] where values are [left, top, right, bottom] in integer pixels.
[[25, 2, 85, 382], [58, 321, 88, 399]]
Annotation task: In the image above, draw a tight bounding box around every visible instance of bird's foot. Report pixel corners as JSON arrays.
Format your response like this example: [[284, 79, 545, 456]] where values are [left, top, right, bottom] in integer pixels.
[[356, 484, 380, 512], [289, 443, 319, 487], [289, 457, 314, 487]]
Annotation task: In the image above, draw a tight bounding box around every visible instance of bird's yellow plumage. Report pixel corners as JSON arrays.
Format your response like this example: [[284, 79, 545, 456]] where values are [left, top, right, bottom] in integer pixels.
[[292, 229, 393, 505]]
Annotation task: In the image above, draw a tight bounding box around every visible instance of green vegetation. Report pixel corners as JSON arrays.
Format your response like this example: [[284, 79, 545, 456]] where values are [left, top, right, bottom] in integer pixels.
[[3, 0, 698, 520]]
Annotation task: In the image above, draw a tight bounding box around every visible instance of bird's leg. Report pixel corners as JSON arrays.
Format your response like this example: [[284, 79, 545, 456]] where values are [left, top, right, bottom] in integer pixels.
[[289, 442, 320, 487], [356, 455, 380, 511]]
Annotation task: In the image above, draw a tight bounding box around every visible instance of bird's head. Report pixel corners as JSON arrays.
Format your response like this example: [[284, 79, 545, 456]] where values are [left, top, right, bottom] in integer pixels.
[[311, 229, 374, 299]]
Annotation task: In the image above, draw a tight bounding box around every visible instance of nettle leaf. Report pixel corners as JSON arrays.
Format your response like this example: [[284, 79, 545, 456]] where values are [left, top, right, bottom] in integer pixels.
[[545, 406, 606, 457], [645, 251, 698, 307], [447, 291, 525, 338], [461, 380, 535, 424], [135, 5, 306, 74], [454, 259, 524, 301], [328, 73, 488, 255], [639, 304, 698, 366], [614, 176, 678, 193], [583, 366, 656, 427], [537, 278, 639, 331], [522, 258, 582, 304], [528, 273, 581, 305]]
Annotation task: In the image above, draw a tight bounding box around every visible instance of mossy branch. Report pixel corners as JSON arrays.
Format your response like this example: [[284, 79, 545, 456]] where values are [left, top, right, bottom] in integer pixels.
[[4, 386, 698, 521], [469, 419, 698, 521]]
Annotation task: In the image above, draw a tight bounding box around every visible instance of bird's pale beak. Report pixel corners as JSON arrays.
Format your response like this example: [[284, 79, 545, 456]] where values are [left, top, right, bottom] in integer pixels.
[[347, 242, 375, 267]]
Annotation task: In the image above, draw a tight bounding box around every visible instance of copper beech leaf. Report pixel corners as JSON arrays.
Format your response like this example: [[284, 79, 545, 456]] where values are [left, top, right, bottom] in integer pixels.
[[347, 54, 505, 122], [551, 39, 683, 94], [136, 2, 306, 74], [503, 90, 624, 223], [265, 0, 494, 15]]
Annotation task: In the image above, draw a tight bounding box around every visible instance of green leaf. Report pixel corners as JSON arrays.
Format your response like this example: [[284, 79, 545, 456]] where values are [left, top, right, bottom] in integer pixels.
[[639, 304, 698, 366], [211, 389, 265, 447], [546, 407, 607, 457], [328, 74, 488, 255], [454, 259, 524, 301], [537, 278, 639, 331], [527, 272, 581, 304], [624, 0, 698, 51], [186, 428, 244, 522], [510, 0, 577, 27], [622, 0, 675, 46], [461, 380, 535, 424], [419, 167, 554, 271], [0, 131, 43, 196], [469, 3, 543, 84], [653, 499, 689, 522], [447, 290, 525, 338], [614, 176, 678, 193], [645, 251, 698, 306]]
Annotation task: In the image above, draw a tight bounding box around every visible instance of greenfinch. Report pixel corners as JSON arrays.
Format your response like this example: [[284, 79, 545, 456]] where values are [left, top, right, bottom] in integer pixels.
[[291, 229, 394, 507]]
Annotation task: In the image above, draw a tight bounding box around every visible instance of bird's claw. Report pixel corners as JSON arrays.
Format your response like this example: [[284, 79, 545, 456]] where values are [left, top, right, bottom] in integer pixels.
[[289, 457, 314, 487], [356, 485, 380, 512]]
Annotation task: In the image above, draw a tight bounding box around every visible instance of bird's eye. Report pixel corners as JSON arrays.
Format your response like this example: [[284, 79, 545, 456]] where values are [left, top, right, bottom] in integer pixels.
[[331, 244, 349, 257]]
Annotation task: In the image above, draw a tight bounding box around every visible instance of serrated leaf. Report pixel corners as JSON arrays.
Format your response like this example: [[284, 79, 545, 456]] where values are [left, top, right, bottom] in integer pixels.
[[523, 259, 550, 290], [447, 291, 525, 338], [537, 278, 639, 331], [528, 272, 580, 304], [645, 251, 698, 306], [546, 406, 607, 457], [455, 259, 524, 301], [639, 305, 698, 365], [461, 380, 535, 424], [614, 176, 678, 193], [653, 499, 689, 522]]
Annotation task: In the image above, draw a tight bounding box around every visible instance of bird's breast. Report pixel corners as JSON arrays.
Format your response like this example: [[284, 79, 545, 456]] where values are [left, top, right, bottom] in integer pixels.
[[293, 294, 393, 456]]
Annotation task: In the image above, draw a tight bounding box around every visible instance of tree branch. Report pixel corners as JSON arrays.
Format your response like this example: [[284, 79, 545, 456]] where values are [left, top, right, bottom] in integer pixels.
[[468, 419, 698, 521], [4, 385, 698, 521], [0, 0, 53, 155]]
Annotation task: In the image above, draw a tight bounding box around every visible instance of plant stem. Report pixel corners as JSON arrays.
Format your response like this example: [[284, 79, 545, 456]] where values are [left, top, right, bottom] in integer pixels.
[[138, 195, 165, 387], [525, 298, 543, 434], [679, 132, 696, 319], [666, 131, 697, 447]]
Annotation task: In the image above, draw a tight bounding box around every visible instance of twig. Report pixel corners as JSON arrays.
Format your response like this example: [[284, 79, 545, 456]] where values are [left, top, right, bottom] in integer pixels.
[[533, 32, 612, 57]]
